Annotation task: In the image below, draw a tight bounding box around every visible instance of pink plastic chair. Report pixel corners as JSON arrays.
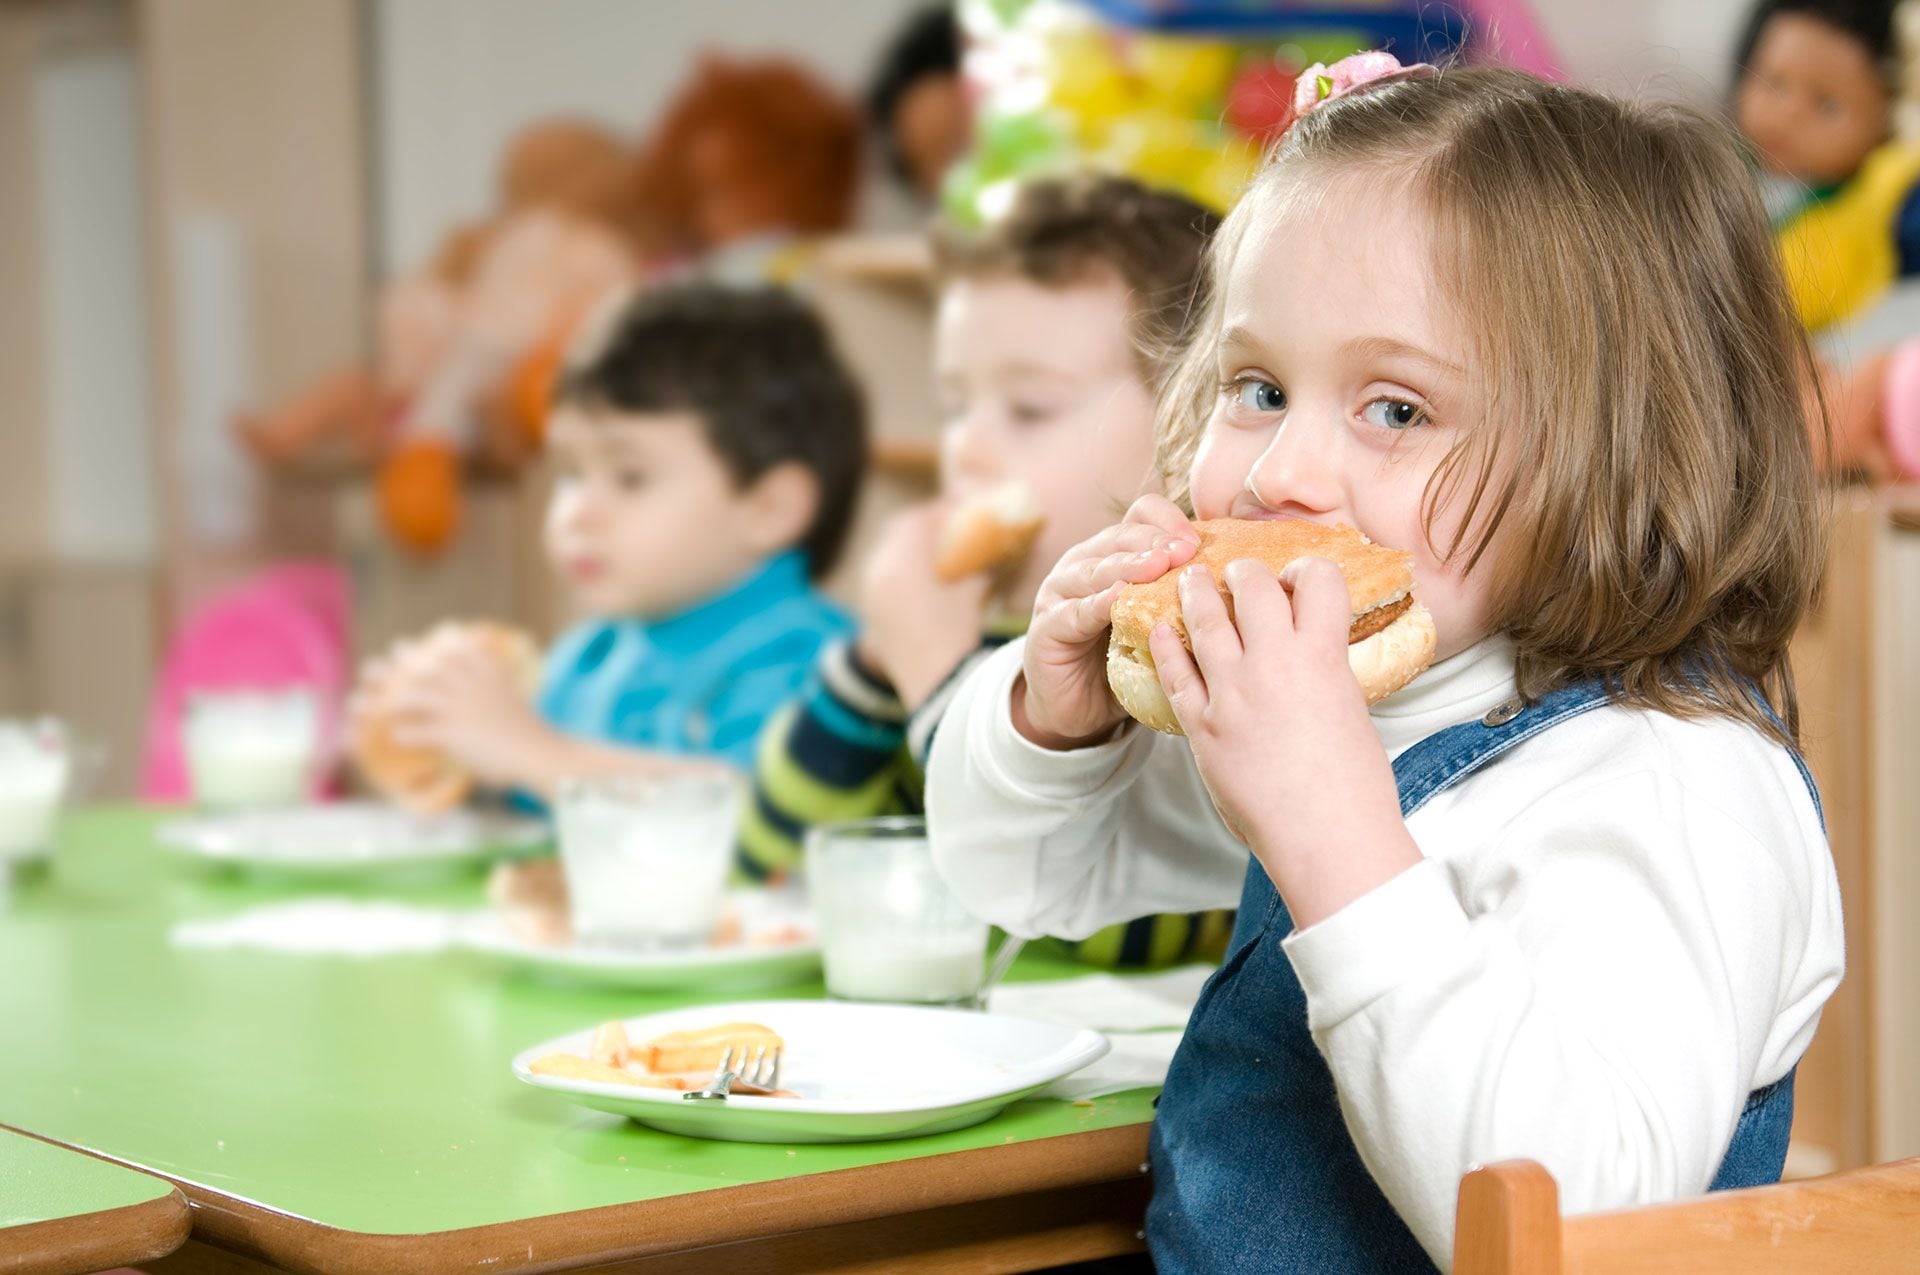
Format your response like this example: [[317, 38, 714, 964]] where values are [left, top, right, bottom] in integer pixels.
[[140, 564, 353, 803]]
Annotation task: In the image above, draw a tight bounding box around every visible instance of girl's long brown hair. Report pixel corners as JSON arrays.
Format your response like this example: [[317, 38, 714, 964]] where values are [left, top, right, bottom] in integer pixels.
[[1158, 68, 1828, 746]]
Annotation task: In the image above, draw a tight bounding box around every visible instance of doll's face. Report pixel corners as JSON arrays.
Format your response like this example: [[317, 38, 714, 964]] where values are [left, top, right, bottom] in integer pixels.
[[893, 73, 971, 200], [1737, 11, 1890, 186]]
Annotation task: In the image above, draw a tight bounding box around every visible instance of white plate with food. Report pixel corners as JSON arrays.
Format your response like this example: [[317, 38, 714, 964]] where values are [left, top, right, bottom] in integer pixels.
[[157, 802, 550, 880], [462, 887, 820, 992], [513, 1000, 1109, 1143]]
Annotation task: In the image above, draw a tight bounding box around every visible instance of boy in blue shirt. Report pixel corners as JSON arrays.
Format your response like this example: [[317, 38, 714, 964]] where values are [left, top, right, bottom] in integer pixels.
[[378, 283, 861, 798]]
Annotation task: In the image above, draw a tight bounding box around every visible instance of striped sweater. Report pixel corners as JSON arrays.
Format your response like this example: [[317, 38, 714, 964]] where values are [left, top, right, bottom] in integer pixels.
[[739, 631, 1234, 969]]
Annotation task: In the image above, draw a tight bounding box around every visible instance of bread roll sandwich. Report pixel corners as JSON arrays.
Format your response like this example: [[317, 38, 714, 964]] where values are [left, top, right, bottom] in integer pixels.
[[1107, 520, 1436, 735], [934, 481, 1046, 583], [350, 621, 541, 813]]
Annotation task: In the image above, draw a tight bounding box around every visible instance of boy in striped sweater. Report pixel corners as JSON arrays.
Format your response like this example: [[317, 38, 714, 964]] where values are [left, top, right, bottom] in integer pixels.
[[740, 175, 1231, 967]]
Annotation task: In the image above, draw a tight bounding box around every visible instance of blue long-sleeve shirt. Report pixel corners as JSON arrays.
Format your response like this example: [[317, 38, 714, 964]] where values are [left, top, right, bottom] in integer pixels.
[[537, 551, 851, 770]]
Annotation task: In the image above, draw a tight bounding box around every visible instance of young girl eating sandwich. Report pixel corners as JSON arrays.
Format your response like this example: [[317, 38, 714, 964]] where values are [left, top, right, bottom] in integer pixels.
[[925, 58, 1844, 1271]]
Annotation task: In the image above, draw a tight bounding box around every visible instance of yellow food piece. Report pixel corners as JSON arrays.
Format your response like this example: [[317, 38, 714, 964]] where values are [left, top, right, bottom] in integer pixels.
[[588, 1021, 629, 1068], [638, 1022, 783, 1075], [528, 1053, 683, 1089]]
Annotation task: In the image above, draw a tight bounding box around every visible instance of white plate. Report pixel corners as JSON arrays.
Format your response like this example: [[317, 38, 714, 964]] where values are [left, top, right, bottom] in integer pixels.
[[513, 1000, 1109, 1143], [462, 894, 820, 992], [157, 802, 549, 879]]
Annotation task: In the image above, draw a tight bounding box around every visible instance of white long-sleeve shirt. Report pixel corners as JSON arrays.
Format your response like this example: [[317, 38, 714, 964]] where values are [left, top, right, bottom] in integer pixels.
[[925, 636, 1843, 1268]]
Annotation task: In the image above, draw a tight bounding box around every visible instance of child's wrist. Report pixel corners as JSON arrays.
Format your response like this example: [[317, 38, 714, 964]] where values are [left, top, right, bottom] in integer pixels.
[[1251, 812, 1421, 931], [1010, 674, 1123, 751]]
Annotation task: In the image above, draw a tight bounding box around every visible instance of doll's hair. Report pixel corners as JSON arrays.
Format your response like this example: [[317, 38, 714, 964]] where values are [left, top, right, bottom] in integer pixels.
[[554, 283, 867, 576], [866, 5, 962, 186], [1156, 68, 1827, 746], [1733, 0, 1900, 88], [933, 174, 1220, 393], [496, 119, 637, 229], [632, 57, 862, 259]]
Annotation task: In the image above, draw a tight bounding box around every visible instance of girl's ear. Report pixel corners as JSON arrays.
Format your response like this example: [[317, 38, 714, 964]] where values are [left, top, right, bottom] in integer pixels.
[[739, 461, 821, 557]]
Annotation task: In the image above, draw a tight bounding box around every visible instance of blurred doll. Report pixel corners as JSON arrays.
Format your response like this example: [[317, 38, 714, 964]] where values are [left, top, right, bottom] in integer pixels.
[[236, 118, 639, 474], [866, 5, 970, 203], [1735, 0, 1920, 331], [1736, 0, 1920, 476], [632, 55, 863, 280], [240, 56, 863, 558]]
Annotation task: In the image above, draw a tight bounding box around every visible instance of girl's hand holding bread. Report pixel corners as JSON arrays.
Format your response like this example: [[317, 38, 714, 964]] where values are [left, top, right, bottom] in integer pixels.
[[1013, 494, 1198, 750]]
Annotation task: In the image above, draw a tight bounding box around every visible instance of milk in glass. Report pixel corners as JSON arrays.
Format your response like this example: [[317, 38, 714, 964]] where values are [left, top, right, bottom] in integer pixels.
[[0, 720, 72, 861], [183, 689, 320, 809]]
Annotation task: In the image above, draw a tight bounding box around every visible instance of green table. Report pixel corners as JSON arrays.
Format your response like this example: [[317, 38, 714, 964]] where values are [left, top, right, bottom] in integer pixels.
[[0, 809, 1160, 1273], [0, 1126, 190, 1274]]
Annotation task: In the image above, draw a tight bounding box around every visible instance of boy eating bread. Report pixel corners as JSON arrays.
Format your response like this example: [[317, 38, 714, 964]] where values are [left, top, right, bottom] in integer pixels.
[[739, 175, 1233, 968], [357, 283, 862, 799]]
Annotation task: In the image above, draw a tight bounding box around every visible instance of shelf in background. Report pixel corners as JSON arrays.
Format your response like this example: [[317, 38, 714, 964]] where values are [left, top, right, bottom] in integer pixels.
[[815, 234, 935, 288]]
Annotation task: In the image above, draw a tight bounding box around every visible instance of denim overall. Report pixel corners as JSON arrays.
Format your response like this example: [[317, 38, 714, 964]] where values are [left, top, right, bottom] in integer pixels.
[[1145, 678, 1821, 1273]]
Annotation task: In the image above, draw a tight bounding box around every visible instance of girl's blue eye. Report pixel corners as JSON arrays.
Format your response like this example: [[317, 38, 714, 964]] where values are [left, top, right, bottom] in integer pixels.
[[1361, 398, 1426, 431], [1235, 380, 1286, 413]]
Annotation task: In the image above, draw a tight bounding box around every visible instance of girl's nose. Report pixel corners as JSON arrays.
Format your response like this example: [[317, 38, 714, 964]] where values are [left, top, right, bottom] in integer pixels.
[[1246, 416, 1343, 517]]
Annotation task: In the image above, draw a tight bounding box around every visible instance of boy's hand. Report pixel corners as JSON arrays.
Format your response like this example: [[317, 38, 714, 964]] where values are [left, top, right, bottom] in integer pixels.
[[383, 637, 555, 789], [1014, 494, 1198, 750], [1149, 556, 1418, 929], [857, 503, 993, 710]]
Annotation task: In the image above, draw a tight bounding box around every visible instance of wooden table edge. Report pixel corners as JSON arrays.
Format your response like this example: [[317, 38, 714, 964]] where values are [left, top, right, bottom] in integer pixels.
[[167, 1121, 1154, 1275], [0, 1187, 192, 1275]]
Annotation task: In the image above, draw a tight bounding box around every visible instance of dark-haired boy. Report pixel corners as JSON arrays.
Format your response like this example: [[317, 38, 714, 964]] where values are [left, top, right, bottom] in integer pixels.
[[383, 283, 864, 797]]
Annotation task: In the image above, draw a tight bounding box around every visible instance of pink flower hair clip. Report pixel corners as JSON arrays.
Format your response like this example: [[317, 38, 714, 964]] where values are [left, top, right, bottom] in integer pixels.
[[1290, 50, 1437, 122]]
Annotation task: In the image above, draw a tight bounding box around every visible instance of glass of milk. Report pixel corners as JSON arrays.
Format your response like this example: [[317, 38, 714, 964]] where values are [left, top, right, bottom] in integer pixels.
[[0, 718, 73, 863], [554, 772, 741, 949], [183, 688, 321, 810], [806, 816, 989, 1006]]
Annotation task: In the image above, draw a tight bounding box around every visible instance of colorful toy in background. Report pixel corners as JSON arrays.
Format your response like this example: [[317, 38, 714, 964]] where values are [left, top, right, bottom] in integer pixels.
[[942, 0, 1474, 225], [237, 58, 861, 558], [1734, 0, 1920, 480], [868, 6, 972, 203], [1735, 0, 1920, 334]]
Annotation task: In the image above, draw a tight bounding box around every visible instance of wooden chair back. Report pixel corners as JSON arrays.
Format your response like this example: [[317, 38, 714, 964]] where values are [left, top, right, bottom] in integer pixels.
[[1453, 1156, 1920, 1273]]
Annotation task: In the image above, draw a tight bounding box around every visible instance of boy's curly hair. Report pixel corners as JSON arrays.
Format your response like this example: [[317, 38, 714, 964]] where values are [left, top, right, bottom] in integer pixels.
[[934, 174, 1221, 393]]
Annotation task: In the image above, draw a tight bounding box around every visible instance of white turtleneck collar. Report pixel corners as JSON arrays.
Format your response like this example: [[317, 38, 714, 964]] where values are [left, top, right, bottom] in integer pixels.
[[1370, 634, 1518, 760]]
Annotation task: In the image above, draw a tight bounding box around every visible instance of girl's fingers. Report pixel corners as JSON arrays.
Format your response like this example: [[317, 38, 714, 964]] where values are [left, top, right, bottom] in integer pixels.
[[1121, 494, 1199, 543], [1122, 497, 1201, 570], [1276, 556, 1351, 643], [1223, 557, 1292, 655], [1178, 565, 1242, 673], [1149, 622, 1208, 728], [1058, 580, 1127, 641], [1050, 540, 1186, 610]]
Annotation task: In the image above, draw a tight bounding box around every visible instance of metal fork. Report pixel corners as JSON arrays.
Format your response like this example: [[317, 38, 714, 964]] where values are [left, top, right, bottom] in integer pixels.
[[681, 1044, 783, 1101]]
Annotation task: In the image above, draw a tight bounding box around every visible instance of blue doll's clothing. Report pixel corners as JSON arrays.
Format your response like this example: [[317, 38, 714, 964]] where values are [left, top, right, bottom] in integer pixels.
[[537, 552, 850, 770]]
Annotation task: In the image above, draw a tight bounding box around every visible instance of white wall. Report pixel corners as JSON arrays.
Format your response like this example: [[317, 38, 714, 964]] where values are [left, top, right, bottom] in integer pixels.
[[373, 0, 924, 276], [32, 41, 156, 564], [1533, 0, 1750, 103]]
